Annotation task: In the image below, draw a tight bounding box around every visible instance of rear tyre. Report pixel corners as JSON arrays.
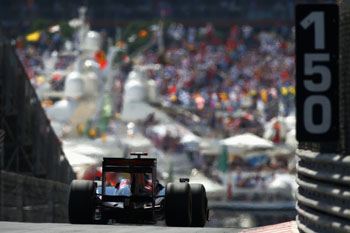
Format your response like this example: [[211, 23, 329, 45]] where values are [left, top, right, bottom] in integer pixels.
[[68, 179, 96, 224], [165, 182, 192, 227], [190, 183, 207, 227]]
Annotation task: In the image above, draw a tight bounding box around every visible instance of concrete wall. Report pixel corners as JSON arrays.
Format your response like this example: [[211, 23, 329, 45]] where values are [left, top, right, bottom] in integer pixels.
[[0, 171, 70, 223]]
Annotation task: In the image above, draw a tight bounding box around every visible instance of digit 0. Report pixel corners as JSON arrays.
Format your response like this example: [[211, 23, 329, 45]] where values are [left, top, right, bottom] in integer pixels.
[[303, 95, 331, 134]]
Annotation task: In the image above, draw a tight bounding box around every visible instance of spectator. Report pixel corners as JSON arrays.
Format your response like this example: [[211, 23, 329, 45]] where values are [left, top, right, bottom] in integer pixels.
[[140, 24, 295, 138]]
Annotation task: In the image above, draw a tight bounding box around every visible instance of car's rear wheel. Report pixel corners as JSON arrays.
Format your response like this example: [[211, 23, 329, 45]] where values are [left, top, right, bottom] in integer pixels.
[[165, 182, 192, 227], [68, 179, 96, 224], [190, 183, 207, 227]]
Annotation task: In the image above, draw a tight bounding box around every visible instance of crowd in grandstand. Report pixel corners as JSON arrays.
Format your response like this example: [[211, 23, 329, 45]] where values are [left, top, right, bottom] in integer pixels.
[[14, 19, 296, 142], [13, 16, 296, 144], [138, 23, 295, 138]]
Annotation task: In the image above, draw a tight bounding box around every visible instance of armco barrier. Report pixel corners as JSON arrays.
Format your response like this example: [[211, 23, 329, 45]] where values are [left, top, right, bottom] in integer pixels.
[[0, 171, 70, 222]]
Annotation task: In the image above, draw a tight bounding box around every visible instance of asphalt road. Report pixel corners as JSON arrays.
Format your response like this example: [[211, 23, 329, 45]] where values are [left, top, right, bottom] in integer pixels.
[[0, 221, 243, 233]]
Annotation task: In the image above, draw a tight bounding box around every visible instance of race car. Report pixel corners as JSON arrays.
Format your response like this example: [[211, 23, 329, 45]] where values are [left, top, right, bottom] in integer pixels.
[[68, 152, 209, 227]]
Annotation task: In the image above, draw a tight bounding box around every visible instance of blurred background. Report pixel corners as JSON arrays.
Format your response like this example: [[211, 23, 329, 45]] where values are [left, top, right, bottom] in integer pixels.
[[0, 0, 334, 228]]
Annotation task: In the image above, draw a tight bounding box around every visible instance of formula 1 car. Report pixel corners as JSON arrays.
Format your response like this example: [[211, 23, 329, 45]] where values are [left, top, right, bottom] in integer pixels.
[[68, 152, 209, 227]]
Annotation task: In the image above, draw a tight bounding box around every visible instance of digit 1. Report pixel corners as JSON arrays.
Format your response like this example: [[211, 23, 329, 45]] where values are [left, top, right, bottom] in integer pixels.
[[300, 11, 325, 50]]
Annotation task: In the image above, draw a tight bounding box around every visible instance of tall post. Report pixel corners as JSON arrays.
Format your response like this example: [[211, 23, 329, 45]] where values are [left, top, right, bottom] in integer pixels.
[[295, 2, 350, 232], [339, 0, 350, 154], [0, 32, 5, 221], [0, 129, 4, 221], [157, 20, 164, 55]]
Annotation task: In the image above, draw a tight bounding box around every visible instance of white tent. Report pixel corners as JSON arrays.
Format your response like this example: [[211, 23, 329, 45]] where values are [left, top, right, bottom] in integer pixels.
[[221, 133, 274, 154]]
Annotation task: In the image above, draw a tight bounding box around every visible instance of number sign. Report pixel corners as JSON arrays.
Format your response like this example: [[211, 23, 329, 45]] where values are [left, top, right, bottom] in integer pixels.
[[296, 4, 339, 141]]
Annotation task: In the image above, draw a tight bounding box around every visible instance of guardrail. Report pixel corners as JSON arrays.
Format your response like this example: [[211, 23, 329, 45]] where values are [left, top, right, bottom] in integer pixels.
[[0, 171, 69, 222]]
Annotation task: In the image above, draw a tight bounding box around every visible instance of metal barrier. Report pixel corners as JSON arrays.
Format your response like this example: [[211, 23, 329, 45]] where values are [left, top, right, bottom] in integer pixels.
[[296, 150, 350, 232], [0, 171, 70, 222], [0, 25, 75, 221]]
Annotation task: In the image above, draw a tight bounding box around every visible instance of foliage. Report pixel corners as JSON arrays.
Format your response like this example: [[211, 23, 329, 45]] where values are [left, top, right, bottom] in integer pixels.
[[28, 18, 74, 39], [113, 20, 157, 64], [123, 21, 153, 54], [29, 18, 54, 33], [59, 21, 74, 39]]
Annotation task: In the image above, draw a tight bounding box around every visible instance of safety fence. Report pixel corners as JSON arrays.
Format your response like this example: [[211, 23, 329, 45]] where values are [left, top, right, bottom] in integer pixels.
[[0, 25, 74, 182], [0, 25, 75, 222]]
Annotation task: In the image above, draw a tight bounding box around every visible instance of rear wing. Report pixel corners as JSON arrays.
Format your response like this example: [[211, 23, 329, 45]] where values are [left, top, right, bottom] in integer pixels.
[[102, 157, 156, 173]]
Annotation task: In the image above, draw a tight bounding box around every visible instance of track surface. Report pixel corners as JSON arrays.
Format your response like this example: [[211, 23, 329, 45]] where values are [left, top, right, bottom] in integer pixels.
[[0, 221, 243, 233]]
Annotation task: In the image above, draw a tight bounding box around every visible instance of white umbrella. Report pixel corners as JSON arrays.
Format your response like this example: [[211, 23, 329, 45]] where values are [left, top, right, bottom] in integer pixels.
[[221, 133, 274, 154]]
